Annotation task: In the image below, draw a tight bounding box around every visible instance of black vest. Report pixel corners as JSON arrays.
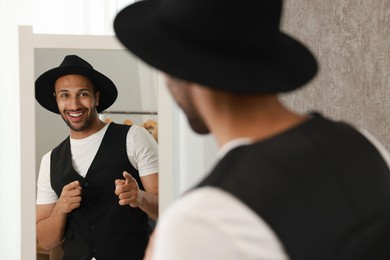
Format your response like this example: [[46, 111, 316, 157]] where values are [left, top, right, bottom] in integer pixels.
[[51, 123, 149, 260], [198, 114, 390, 260]]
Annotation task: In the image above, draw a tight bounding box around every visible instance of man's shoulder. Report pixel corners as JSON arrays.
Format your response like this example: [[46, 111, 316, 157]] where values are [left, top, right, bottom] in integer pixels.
[[107, 122, 131, 131], [40, 150, 52, 164], [51, 136, 70, 155]]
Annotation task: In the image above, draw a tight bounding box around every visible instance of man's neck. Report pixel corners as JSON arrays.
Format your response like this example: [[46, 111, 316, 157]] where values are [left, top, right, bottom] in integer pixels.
[[70, 119, 107, 139], [204, 95, 308, 147]]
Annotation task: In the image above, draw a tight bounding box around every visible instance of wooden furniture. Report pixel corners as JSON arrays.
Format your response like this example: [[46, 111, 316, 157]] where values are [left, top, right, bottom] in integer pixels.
[[37, 244, 64, 260]]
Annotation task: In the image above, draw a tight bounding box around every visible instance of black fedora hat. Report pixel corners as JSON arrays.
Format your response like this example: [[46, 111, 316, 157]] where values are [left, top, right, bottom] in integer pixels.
[[114, 0, 318, 93], [35, 55, 118, 114]]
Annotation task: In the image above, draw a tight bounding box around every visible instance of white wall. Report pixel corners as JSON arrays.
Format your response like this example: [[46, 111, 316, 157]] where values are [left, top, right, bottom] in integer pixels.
[[0, 1, 32, 259], [32, 0, 135, 35]]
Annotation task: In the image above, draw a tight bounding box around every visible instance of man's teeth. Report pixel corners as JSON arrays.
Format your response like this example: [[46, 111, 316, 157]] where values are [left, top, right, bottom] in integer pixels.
[[69, 112, 83, 117]]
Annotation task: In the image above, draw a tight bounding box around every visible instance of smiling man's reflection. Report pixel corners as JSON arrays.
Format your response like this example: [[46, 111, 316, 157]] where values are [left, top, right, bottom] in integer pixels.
[[35, 55, 158, 260]]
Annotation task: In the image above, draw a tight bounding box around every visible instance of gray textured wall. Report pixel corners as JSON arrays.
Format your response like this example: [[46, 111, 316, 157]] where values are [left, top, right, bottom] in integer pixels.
[[280, 1, 390, 149]]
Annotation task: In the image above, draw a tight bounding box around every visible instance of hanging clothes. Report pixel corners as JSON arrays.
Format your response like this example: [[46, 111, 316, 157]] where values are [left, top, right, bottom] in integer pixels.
[[123, 118, 134, 126], [104, 117, 113, 123], [143, 119, 158, 142]]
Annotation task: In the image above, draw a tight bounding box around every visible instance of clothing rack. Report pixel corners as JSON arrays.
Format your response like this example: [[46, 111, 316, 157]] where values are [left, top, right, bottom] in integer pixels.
[[100, 110, 158, 115]]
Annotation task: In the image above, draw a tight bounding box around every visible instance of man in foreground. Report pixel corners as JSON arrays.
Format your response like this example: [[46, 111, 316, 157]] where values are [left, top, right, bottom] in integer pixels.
[[114, 1, 390, 259]]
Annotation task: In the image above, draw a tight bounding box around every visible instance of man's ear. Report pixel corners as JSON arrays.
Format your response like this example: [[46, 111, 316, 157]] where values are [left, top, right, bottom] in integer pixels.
[[95, 91, 100, 107]]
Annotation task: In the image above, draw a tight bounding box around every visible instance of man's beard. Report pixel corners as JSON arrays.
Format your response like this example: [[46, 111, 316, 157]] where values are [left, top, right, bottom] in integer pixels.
[[61, 111, 95, 132]]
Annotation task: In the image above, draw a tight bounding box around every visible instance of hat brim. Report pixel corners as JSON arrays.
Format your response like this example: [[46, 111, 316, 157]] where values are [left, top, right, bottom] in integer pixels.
[[35, 66, 118, 114], [114, 1, 318, 93]]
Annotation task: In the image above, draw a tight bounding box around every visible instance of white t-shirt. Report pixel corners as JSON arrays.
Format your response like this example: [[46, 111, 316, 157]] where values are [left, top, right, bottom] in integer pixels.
[[36, 123, 158, 205], [152, 187, 289, 260], [150, 130, 390, 260]]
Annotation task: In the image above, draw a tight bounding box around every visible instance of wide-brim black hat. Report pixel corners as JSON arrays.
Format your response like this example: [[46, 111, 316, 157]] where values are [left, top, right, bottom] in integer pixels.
[[114, 0, 318, 93], [35, 55, 118, 114]]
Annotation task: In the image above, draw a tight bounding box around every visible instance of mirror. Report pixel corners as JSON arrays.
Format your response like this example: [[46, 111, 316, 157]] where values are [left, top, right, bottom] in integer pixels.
[[19, 26, 161, 259]]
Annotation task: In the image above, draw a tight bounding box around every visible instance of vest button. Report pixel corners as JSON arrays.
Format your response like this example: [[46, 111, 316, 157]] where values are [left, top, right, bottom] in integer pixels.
[[89, 224, 95, 230], [84, 182, 89, 187]]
